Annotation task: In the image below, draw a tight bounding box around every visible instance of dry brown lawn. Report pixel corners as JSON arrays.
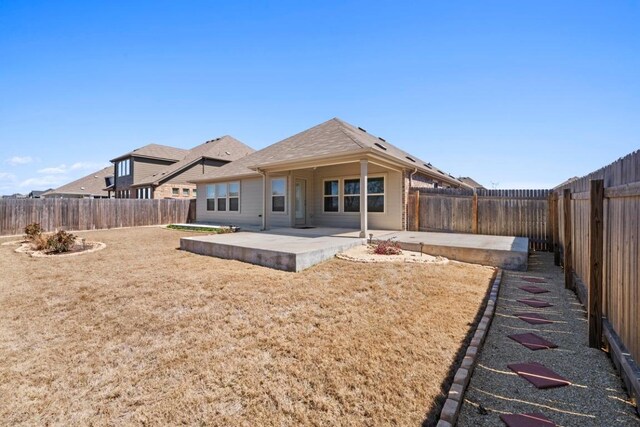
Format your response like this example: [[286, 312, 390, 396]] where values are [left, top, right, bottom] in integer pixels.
[[0, 227, 495, 426]]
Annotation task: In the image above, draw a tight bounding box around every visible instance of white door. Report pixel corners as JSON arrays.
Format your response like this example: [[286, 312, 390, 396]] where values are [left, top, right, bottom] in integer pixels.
[[295, 179, 306, 226]]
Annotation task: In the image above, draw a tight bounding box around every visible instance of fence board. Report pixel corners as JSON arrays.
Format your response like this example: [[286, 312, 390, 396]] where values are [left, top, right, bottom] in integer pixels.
[[0, 198, 193, 236], [555, 149, 640, 372], [409, 188, 551, 250]]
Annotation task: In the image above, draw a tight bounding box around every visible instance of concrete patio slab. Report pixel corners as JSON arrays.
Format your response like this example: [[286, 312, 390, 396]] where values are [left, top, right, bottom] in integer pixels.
[[180, 227, 528, 272], [180, 228, 365, 272], [374, 231, 529, 271]]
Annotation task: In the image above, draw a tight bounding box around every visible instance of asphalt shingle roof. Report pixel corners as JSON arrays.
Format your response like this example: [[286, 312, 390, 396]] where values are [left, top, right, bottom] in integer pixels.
[[191, 118, 466, 187], [43, 166, 113, 197], [110, 144, 189, 162], [133, 136, 255, 186]]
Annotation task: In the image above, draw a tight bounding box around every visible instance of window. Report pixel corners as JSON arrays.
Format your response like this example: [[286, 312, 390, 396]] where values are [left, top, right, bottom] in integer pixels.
[[215, 183, 227, 211], [367, 177, 385, 212], [117, 159, 131, 177], [271, 178, 286, 212], [183, 188, 190, 197], [192, 188, 197, 197], [172, 187, 179, 196], [343, 179, 360, 212], [323, 180, 339, 212], [136, 187, 151, 199], [206, 185, 215, 210], [228, 182, 239, 211], [205, 182, 240, 212], [336, 176, 385, 213]]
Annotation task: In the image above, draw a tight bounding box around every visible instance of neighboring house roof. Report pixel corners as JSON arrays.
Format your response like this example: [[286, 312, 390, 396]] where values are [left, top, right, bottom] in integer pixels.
[[110, 143, 189, 163], [43, 166, 114, 198], [191, 117, 468, 188], [458, 177, 485, 189], [28, 190, 50, 198], [553, 176, 580, 190], [132, 136, 255, 187]]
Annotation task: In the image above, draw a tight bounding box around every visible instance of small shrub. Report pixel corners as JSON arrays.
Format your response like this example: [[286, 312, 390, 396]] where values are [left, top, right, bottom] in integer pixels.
[[31, 234, 49, 251], [372, 239, 403, 255], [24, 223, 43, 240], [46, 230, 77, 254]]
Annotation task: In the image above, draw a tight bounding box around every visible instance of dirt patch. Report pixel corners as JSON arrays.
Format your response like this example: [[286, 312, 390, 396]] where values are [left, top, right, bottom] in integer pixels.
[[0, 226, 495, 426], [337, 244, 449, 264]]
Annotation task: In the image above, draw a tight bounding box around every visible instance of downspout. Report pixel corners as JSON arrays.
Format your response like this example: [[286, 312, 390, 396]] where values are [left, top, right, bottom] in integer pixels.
[[409, 167, 418, 188], [257, 168, 266, 230]]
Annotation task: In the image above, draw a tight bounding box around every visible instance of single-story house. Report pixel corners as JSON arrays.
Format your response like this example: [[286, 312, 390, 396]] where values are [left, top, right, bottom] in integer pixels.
[[42, 166, 114, 199], [191, 118, 470, 236]]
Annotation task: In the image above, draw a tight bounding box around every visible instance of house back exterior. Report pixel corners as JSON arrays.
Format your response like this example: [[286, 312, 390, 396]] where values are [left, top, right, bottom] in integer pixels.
[[191, 118, 470, 234]]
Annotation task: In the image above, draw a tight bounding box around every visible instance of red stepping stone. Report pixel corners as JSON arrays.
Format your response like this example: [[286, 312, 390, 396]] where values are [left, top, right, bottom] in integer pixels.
[[521, 277, 547, 284], [514, 312, 554, 325], [508, 333, 558, 350], [519, 285, 550, 294], [517, 298, 553, 308], [500, 412, 556, 427], [508, 362, 570, 389]]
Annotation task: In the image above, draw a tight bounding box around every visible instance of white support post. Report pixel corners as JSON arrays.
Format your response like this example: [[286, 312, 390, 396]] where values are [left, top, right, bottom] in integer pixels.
[[262, 171, 269, 230], [359, 159, 368, 238]]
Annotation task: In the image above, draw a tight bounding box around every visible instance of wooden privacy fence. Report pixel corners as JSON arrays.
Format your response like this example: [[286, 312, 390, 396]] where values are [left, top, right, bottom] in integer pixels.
[[0, 198, 195, 236], [555, 149, 640, 403], [407, 188, 552, 250]]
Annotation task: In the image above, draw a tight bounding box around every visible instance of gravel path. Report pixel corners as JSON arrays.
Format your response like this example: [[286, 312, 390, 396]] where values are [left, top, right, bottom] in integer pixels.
[[457, 252, 640, 426]]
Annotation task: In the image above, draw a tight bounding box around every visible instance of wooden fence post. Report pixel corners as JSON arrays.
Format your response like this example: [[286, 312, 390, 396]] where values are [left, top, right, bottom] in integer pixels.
[[563, 188, 574, 290], [472, 192, 478, 234], [547, 191, 558, 254], [413, 190, 420, 231], [588, 179, 604, 348], [551, 192, 561, 264]]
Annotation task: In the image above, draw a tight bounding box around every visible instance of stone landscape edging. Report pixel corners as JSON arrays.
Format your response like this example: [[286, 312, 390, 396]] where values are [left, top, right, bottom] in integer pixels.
[[436, 269, 504, 427]]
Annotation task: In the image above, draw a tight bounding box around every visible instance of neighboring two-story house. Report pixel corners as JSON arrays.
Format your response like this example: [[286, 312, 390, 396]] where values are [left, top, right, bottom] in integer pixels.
[[109, 136, 254, 199]]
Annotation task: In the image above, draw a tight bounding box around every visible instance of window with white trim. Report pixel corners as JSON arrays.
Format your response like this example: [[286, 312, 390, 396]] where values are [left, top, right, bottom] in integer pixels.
[[367, 177, 385, 212], [117, 159, 131, 177], [323, 180, 339, 212], [206, 185, 215, 210], [337, 176, 385, 213], [136, 187, 152, 199], [343, 178, 360, 212], [205, 182, 240, 212], [271, 177, 286, 212], [172, 187, 179, 196], [216, 183, 227, 211], [228, 182, 239, 211], [183, 188, 190, 197]]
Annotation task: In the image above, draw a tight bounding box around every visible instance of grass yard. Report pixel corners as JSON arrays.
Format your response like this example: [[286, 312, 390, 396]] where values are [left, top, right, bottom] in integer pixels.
[[0, 226, 495, 426]]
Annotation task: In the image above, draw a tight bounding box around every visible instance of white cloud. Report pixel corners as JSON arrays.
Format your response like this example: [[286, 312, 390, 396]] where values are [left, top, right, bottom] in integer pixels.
[[70, 161, 106, 171], [6, 156, 33, 166], [19, 175, 68, 189], [0, 172, 17, 183], [37, 165, 68, 174], [37, 161, 109, 175]]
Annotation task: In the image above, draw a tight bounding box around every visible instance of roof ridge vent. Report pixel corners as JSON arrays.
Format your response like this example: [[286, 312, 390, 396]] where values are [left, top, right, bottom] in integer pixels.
[[424, 163, 432, 169], [378, 137, 386, 142], [357, 126, 367, 133], [374, 142, 387, 151], [405, 156, 416, 162]]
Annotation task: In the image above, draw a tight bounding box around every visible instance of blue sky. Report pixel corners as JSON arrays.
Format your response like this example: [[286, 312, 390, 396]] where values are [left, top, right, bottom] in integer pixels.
[[1, 1, 638, 194]]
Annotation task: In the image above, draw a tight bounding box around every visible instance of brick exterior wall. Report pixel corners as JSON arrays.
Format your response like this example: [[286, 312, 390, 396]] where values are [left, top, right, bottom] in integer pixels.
[[153, 183, 197, 199]]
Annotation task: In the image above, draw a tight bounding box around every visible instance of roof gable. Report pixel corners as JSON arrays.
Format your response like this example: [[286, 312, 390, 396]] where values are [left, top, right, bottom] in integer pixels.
[[133, 136, 255, 186], [110, 144, 188, 162], [191, 118, 467, 187]]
